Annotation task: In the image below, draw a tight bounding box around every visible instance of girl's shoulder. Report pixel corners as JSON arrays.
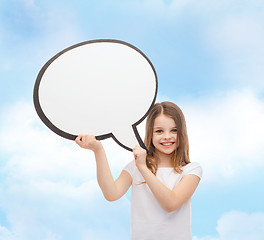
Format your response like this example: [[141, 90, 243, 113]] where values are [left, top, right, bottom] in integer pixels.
[[181, 162, 203, 179], [123, 160, 137, 176]]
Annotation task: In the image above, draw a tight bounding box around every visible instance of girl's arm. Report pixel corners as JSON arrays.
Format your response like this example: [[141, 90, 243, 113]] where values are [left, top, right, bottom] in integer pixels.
[[76, 135, 132, 201], [133, 146, 200, 213]]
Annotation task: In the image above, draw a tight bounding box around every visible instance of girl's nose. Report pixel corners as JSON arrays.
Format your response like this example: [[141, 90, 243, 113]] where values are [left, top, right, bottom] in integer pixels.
[[163, 131, 172, 139]]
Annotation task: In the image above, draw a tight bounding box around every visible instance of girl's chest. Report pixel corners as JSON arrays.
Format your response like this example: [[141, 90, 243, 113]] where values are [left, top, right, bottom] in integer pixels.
[[156, 169, 182, 190]]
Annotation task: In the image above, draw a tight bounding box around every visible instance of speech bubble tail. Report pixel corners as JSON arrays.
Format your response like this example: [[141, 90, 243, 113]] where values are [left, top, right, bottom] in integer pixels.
[[112, 126, 148, 152]]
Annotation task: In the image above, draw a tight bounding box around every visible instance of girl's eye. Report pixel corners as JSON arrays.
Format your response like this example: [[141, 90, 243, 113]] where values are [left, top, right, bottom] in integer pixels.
[[172, 129, 177, 133], [155, 130, 163, 133]]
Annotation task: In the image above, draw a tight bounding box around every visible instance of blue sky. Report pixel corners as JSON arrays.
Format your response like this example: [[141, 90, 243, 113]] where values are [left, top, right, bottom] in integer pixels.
[[0, 0, 264, 239]]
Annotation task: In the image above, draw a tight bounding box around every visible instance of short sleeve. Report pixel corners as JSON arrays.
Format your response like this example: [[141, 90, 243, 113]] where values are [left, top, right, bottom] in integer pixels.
[[123, 160, 137, 177], [182, 162, 203, 179]]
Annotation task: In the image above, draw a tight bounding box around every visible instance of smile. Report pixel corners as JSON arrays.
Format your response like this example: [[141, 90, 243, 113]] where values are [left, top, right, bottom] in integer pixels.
[[160, 142, 174, 146]]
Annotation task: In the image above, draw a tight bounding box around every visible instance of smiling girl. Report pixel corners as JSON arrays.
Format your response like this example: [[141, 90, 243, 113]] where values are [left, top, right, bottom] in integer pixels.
[[75, 101, 202, 240]]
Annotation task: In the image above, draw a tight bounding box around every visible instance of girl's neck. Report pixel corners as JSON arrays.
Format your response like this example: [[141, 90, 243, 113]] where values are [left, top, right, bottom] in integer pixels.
[[157, 153, 173, 168]]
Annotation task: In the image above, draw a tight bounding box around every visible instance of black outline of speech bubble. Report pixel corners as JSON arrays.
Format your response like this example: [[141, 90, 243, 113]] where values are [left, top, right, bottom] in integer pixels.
[[33, 39, 158, 152]]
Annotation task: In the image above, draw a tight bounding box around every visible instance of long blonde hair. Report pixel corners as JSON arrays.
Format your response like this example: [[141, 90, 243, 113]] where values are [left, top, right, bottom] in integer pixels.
[[144, 101, 190, 175]]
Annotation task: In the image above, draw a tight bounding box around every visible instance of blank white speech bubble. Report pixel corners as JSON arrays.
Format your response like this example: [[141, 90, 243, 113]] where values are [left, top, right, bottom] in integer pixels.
[[33, 39, 158, 151]]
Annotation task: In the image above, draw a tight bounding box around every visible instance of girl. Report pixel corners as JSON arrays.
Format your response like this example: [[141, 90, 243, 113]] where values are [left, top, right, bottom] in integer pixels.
[[75, 101, 202, 240]]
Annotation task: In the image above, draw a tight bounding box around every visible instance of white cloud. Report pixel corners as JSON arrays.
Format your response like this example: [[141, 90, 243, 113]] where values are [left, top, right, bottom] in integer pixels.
[[19, 0, 36, 8], [204, 15, 264, 88], [0, 101, 133, 182], [0, 0, 84, 73], [0, 101, 132, 239], [0, 178, 130, 240], [125, 0, 264, 22], [117, 0, 264, 92], [193, 211, 264, 240], [0, 225, 16, 240], [130, 0, 264, 90], [207, 18, 264, 50], [122, 0, 195, 20]]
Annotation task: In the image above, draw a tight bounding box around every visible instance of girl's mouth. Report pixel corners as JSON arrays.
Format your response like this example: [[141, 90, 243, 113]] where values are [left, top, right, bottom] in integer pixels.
[[160, 142, 174, 146]]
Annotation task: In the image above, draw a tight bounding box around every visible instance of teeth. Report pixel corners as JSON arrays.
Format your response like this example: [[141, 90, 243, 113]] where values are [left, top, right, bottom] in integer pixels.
[[162, 143, 173, 146]]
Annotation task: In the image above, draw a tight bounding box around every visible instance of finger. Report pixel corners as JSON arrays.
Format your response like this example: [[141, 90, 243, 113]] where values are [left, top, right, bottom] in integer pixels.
[[87, 135, 93, 141], [89, 135, 96, 142], [75, 135, 82, 144], [133, 146, 139, 152], [82, 135, 88, 142]]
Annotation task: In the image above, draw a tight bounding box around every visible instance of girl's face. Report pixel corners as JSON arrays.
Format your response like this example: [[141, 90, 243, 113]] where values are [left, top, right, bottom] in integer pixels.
[[152, 114, 178, 158]]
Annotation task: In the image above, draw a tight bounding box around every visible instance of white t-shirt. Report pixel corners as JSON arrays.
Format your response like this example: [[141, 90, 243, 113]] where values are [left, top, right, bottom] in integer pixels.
[[123, 161, 203, 240]]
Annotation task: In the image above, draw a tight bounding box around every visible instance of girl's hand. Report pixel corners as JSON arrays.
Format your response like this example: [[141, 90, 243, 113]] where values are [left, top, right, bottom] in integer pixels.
[[75, 134, 102, 152], [133, 145, 147, 170]]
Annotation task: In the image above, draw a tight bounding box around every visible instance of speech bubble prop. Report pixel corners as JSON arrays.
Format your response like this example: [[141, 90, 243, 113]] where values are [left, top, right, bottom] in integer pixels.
[[33, 39, 158, 151]]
